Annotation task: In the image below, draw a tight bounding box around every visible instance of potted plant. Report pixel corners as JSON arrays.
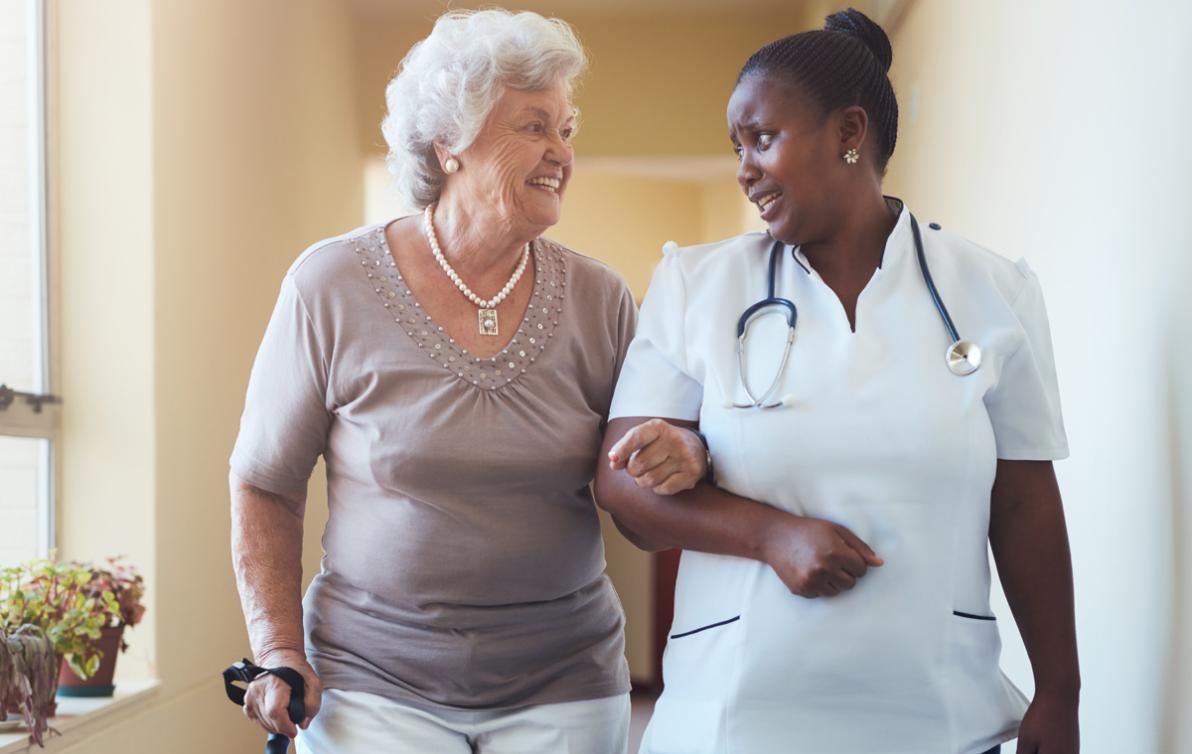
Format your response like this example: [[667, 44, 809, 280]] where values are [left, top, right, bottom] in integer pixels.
[[0, 557, 119, 746], [56, 557, 145, 697]]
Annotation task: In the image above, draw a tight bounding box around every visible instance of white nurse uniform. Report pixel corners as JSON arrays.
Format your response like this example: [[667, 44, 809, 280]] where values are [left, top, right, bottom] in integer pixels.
[[609, 204, 1068, 754]]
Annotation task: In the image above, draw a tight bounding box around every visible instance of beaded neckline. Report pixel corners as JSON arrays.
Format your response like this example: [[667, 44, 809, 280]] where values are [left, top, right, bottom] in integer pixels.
[[354, 224, 567, 391]]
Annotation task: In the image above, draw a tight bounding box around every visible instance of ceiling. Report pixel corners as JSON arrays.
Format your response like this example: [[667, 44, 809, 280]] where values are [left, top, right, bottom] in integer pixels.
[[348, 0, 910, 28]]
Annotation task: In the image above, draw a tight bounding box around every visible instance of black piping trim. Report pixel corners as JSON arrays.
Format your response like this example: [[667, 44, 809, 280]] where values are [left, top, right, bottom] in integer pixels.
[[790, 247, 811, 274], [670, 615, 741, 639], [952, 610, 996, 621], [878, 195, 906, 270]]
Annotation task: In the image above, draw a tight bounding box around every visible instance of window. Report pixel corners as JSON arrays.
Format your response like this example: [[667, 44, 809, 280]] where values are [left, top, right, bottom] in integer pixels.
[[0, 0, 56, 566]]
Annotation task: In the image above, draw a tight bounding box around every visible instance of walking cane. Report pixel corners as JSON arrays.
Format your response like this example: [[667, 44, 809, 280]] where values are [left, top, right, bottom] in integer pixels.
[[223, 658, 307, 754]]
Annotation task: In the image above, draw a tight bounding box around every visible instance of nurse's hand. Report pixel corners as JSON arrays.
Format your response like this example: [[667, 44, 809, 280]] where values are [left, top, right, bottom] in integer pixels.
[[607, 418, 708, 496], [762, 516, 883, 598], [1015, 691, 1079, 754]]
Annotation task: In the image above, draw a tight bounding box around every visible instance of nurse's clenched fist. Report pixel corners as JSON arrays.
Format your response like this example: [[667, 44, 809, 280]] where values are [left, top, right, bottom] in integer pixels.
[[762, 516, 884, 598], [607, 418, 708, 495]]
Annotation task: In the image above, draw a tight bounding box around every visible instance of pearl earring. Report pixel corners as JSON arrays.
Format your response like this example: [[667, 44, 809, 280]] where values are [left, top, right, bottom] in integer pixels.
[[843, 148, 860, 165], [444, 156, 460, 174]]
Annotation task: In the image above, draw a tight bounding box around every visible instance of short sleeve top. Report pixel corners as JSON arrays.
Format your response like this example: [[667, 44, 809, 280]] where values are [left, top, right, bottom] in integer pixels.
[[611, 219, 1068, 461], [231, 223, 635, 710]]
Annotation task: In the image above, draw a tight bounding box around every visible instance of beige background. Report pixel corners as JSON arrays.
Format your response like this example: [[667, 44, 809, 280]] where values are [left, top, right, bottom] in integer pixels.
[[32, 0, 1192, 752]]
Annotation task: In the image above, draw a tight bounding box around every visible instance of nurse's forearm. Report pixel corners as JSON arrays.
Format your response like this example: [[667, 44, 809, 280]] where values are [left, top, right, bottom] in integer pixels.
[[230, 473, 308, 664], [595, 418, 789, 558], [597, 467, 786, 557], [988, 460, 1081, 698]]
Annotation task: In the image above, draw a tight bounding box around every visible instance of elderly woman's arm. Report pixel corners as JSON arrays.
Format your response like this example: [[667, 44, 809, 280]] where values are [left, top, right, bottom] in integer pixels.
[[230, 473, 323, 739], [989, 460, 1080, 753], [594, 417, 884, 598]]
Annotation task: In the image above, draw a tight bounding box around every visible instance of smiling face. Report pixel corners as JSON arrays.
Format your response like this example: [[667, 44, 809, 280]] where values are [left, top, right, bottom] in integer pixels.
[[728, 72, 855, 246], [447, 79, 577, 235]]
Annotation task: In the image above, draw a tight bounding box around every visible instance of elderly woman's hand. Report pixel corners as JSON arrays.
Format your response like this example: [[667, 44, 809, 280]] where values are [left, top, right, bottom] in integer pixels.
[[242, 648, 323, 740], [607, 418, 708, 495]]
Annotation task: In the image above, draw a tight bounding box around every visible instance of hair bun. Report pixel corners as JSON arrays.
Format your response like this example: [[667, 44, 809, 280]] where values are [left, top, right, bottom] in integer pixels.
[[824, 7, 892, 73]]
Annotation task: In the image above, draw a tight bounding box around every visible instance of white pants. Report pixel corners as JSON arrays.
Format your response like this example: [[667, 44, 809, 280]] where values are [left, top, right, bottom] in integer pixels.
[[295, 689, 630, 754]]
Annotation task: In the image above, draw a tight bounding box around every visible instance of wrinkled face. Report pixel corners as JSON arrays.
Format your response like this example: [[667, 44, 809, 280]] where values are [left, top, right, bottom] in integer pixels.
[[453, 79, 577, 232], [728, 73, 845, 245]]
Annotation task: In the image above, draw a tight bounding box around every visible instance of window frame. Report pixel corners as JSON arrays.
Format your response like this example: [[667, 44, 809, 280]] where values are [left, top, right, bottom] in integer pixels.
[[0, 0, 57, 559]]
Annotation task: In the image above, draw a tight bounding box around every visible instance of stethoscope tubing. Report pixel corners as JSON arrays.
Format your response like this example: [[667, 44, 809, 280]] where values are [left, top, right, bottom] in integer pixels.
[[729, 213, 975, 409], [734, 321, 795, 408], [910, 215, 962, 345]]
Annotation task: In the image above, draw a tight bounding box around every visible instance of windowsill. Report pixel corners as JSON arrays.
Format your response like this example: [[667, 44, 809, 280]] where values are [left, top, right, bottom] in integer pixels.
[[0, 679, 160, 753]]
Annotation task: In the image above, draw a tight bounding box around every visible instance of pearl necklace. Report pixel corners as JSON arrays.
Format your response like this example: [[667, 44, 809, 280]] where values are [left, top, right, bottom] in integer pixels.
[[423, 203, 529, 336]]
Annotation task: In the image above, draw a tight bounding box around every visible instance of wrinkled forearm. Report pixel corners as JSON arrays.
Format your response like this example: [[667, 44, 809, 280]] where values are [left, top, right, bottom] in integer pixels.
[[229, 473, 307, 663]]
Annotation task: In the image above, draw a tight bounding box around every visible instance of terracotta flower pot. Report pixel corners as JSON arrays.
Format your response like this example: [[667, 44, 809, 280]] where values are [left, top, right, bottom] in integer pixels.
[[56, 625, 124, 698]]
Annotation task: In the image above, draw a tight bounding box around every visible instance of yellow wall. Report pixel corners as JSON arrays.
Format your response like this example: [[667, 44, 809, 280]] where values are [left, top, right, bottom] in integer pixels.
[[551, 170, 704, 296], [53, 0, 360, 750], [354, 11, 810, 159], [700, 173, 766, 242], [550, 167, 759, 296], [149, 0, 360, 692], [54, 0, 157, 685]]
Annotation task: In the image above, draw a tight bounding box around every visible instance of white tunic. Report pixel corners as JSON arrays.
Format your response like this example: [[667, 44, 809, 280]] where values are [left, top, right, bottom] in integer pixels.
[[609, 205, 1068, 754]]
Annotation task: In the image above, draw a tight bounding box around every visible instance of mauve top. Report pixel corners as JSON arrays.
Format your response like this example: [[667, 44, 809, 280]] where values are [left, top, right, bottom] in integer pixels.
[[230, 222, 636, 711]]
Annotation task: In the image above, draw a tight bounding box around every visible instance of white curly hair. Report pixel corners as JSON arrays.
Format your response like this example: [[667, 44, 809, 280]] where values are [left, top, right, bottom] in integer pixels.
[[381, 9, 587, 210]]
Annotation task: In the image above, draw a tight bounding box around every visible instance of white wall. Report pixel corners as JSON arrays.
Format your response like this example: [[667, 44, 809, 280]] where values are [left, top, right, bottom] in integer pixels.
[[885, 2, 1192, 751]]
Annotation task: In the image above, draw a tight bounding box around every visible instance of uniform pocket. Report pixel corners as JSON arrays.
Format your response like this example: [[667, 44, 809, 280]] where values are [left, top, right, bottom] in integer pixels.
[[952, 609, 997, 621], [946, 610, 1029, 754], [669, 615, 740, 640], [947, 609, 1004, 684]]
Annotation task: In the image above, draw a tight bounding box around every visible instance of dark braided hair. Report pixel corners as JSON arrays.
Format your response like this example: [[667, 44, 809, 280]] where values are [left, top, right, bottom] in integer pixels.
[[738, 8, 899, 173]]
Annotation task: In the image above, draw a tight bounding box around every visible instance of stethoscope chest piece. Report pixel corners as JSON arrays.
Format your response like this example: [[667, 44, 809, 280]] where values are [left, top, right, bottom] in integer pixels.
[[946, 339, 982, 376]]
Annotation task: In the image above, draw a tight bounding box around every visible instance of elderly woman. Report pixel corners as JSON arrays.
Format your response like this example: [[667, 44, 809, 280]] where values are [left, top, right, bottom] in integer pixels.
[[228, 9, 706, 753]]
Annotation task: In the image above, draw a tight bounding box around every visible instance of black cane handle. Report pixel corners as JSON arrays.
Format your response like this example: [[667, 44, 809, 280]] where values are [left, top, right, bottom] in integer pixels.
[[222, 658, 308, 753], [266, 733, 292, 754], [265, 665, 307, 724]]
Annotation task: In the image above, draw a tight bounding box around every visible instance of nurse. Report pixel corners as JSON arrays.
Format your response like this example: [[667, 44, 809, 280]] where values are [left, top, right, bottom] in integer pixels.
[[594, 8, 1080, 754]]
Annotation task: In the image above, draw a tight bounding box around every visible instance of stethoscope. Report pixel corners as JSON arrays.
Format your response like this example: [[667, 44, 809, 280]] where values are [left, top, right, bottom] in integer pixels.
[[727, 214, 982, 410]]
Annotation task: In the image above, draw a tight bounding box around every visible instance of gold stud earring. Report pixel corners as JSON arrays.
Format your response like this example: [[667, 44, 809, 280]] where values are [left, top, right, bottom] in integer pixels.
[[444, 156, 460, 174], [843, 148, 860, 165]]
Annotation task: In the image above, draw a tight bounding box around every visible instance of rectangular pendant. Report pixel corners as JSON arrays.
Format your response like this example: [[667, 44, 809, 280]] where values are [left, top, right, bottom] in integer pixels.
[[478, 308, 499, 336]]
